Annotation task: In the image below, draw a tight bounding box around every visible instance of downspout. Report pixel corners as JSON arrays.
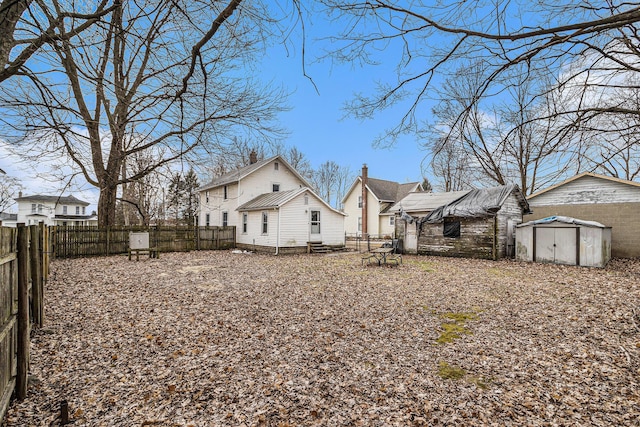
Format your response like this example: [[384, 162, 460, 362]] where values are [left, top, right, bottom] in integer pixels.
[[275, 207, 280, 255]]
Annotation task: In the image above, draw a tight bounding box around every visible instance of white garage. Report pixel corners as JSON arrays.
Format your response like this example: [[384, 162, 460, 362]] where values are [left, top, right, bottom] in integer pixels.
[[516, 216, 612, 268]]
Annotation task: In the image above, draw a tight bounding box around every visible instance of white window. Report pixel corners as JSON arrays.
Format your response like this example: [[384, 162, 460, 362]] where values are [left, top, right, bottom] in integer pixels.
[[358, 217, 362, 232], [262, 212, 268, 234], [304, 195, 309, 205], [242, 213, 248, 233], [37, 204, 43, 214], [222, 211, 228, 227], [205, 191, 209, 203], [31, 204, 36, 213], [63, 206, 67, 215], [311, 210, 321, 234], [205, 213, 210, 227], [389, 216, 395, 226], [358, 196, 362, 208], [223, 185, 228, 200], [274, 162, 279, 171], [76, 206, 80, 215], [272, 183, 280, 192], [82, 207, 86, 215]]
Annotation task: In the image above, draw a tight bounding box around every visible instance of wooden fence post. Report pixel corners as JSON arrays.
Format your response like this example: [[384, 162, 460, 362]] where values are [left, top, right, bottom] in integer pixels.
[[16, 224, 30, 400], [29, 225, 43, 327]]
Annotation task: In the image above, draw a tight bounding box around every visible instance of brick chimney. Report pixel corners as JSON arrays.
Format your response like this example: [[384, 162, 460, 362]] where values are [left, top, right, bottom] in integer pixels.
[[249, 150, 258, 164], [361, 164, 368, 238]]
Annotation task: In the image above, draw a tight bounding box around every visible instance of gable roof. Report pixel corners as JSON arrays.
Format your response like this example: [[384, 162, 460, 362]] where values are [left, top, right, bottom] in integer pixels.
[[389, 190, 471, 213], [421, 184, 530, 223], [199, 155, 312, 191], [14, 194, 90, 206], [237, 187, 346, 215], [342, 176, 421, 204], [528, 172, 640, 199]]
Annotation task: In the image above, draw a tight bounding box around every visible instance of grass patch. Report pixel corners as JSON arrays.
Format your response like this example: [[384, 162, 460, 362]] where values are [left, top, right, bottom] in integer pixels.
[[438, 361, 465, 380], [409, 260, 437, 272], [436, 311, 478, 344], [437, 361, 490, 389]]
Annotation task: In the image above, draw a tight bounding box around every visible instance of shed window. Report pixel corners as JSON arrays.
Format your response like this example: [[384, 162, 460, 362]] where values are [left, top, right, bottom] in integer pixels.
[[262, 212, 268, 234], [443, 218, 460, 238]]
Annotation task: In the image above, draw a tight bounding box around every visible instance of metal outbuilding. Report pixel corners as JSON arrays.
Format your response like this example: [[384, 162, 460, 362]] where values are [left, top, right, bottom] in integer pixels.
[[516, 216, 611, 267]]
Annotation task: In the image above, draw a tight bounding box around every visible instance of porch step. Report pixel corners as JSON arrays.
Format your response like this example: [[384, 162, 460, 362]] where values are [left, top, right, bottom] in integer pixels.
[[308, 241, 332, 253]]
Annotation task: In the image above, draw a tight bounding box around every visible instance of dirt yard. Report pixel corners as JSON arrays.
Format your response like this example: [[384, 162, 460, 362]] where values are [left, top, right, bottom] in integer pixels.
[[4, 251, 640, 426]]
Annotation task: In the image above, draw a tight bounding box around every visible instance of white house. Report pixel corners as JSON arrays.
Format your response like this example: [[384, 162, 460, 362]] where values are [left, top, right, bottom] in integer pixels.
[[6, 193, 98, 227], [342, 164, 422, 238], [198, 153, 346, 253]]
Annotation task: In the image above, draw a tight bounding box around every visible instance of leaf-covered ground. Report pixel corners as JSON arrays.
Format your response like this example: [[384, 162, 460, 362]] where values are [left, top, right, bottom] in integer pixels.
[[4, 251, 640, 426]]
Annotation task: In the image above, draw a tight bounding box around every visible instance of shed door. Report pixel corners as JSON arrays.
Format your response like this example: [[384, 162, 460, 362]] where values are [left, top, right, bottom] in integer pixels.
[[534, 227, 578, 265], [405, 222, 418, 254]]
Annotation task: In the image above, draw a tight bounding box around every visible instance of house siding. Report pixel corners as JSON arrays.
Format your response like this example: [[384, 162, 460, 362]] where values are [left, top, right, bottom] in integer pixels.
[[528, 175, 640, 258]]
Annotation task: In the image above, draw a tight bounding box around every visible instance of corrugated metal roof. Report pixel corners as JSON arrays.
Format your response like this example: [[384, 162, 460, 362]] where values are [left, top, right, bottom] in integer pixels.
[[389, 190, 470, 213], [236, 189, 303, 211], [518, 216, 607, 228]]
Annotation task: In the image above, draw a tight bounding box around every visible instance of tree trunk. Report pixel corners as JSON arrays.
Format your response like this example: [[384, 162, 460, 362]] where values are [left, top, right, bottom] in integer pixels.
[[98, 183, 118, 227]]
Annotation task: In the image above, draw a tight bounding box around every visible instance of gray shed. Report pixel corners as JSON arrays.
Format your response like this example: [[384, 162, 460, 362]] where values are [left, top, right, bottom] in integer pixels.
[[516, 216, 611, 267]]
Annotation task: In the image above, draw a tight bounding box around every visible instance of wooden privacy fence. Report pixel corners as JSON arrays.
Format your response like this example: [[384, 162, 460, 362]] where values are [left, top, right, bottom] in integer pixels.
[[52, 226, 236, 258], [0, 225, 49, 422]]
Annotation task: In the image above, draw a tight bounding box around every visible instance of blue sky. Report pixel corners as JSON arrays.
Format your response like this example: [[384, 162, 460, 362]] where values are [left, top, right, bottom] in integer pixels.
[[0, 7, 433, 214]]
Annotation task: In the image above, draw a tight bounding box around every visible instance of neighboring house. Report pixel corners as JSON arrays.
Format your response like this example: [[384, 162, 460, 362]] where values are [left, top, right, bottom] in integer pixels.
[[389, 190, 471, 254], [526, 172, 640, 258], [408, 185, 530, 260], [0, 212, 17, 226], [342, 164, 422, 238], [9, 193, 97, 227], [198, 152, 345, 253]]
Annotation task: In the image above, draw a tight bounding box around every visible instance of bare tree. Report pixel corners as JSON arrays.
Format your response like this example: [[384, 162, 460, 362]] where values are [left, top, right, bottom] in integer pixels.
[[0, 173, 21, 212], [310, 161, 352, 208], [1, 0, 293, 226], [322, 0, 640, 173]]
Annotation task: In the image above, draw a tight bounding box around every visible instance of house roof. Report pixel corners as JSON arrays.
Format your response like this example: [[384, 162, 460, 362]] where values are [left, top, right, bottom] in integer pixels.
[[237, 188, 346, 215], [389, 190, 471, 213], [342, 175, 421, 204], [14, 194, 90, 206], [0, 212, 17, 221], [199, 155, 312, 191], [421, 184, 530, 223], [528, 172, 640, 199]]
